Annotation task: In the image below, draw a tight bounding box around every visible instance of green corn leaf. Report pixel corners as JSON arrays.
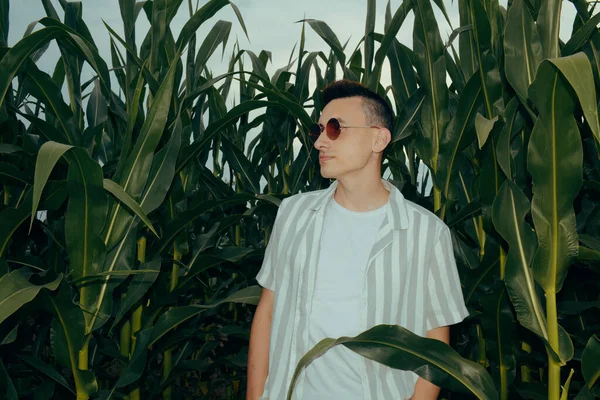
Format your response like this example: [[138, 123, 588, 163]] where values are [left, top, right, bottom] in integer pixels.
[[581, 335, 600, 389], [480, 285, 517, 398], [289, 146, 312, 194], [475, 113, 498, 149], [458, 0, 477, 79], [492, 180, 570, 364], [544, 53, 600, 145], [194, 20, 232, 77], [504, 0, 543, 104], [369, 1, 413, 90], [412, 0, 450, 176], [38, 17, 110, 91], [148, 286, 261, 346], [176, 0, 229, 52], [526, 59, 582, 367], [24, 65, 79, 145], [392, 89, 425, 143], [103, 21, 159, 92], [0, 323, 18, 345], [220, 136, 261, 194], [30, 141, 73, 231], [562, 12, 600, 56], [140, 116, 182, 214], [0, 26, 65, 109], [177, 100, 289, 173], [85, 79, 107, 128], [44, 283, 98, 397], [537, 0, 561, 59], [438, 73, 482, 205], [111, 258, 161, 329], [445, 46, 466, 92], [64, 148, 108, 334], [527, 59, 583, 297], [495, 97, 523, 180], [98, 120, 182, 331], [72, 268, 162, 285], [111, 328, 153, 390], [0, 270, 62, 325], [122, 60, 147, 162], [0, 144, 21, 154], [102, 179, 159, 238], [17, 112, 70, 144], [103, 54, 177, 250], [387, 38, 418, 108], [0, 358, 18, 400], [152, 194, 255, 257], [0, 162, 31, 185], [148, 0, 168, 73], [18, 354, 74, 395], [0, 0, 8, 47], [363, 0, 376, 84], [0, 183, 66, 258], [300, 18, 356, 80], [109, 37, 127, 97], [287, 324, 498, 400]]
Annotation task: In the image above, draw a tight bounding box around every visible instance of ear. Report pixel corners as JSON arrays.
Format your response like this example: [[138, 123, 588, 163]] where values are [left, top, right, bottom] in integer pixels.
[[373, 128, 392, 153]]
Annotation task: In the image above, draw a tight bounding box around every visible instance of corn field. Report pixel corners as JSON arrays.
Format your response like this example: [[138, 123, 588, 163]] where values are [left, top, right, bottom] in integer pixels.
[[0, 0, 599, 399]]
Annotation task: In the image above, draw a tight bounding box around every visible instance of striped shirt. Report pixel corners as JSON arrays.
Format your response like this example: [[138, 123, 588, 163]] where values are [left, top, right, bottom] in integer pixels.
[[256, 178, 469, 400]]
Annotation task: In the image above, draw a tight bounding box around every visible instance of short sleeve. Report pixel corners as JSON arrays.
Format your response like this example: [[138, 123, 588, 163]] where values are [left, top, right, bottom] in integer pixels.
[[256, 198, 286, 291], [424, 224, 469, 331]]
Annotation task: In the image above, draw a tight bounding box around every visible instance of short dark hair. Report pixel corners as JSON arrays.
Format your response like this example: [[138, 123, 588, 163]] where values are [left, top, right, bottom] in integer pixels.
[[321, 80, 395, 135]]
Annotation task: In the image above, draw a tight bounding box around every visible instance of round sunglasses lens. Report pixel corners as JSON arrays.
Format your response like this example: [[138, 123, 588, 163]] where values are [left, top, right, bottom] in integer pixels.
[[309, 123, 321, 141], [326, 118, 341, 140]]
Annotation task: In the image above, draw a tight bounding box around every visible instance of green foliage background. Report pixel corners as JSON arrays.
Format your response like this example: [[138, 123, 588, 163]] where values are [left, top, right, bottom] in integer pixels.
[[0, 0, 599, 399]]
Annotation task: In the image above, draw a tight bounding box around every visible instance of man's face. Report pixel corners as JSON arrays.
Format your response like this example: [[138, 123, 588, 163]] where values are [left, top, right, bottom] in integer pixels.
[[313, 96, 378, 179]]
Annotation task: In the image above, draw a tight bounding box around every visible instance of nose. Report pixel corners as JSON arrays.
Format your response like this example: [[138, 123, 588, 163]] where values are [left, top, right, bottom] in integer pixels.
[[313, 129, 328, 150]]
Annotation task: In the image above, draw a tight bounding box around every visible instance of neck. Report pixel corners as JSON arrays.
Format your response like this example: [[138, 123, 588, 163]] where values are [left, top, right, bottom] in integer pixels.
[[333, 176, 390, 212]]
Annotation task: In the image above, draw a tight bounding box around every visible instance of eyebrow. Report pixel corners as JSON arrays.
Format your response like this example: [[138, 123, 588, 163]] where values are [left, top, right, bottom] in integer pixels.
[[319, 116, 347, 125]]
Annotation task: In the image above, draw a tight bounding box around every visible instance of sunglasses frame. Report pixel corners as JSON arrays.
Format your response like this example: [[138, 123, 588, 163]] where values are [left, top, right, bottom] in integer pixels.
[[309, 117, 382, 142]]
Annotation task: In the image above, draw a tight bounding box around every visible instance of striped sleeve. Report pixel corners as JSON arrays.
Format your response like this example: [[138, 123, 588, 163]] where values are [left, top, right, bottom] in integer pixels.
[[256, 198, 286, 291], [424, 224, 469, 331]]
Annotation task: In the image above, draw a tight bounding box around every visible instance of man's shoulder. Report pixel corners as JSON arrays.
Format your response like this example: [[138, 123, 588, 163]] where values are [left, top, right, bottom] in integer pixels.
[[280, 187, 326, 209], [402, 196, 448, 237]]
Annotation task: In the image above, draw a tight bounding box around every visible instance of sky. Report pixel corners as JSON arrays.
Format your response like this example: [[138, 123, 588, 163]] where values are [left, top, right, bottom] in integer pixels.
[[6, 0, 582, 191], [7, 0, 580, 75]]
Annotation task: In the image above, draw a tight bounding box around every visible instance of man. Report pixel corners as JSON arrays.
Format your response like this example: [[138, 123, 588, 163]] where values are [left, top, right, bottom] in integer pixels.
[[247, 80, 469, 400]]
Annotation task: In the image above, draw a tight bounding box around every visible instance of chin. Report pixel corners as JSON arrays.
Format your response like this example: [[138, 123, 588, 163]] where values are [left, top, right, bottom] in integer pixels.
[[319, 168, 338, 180]]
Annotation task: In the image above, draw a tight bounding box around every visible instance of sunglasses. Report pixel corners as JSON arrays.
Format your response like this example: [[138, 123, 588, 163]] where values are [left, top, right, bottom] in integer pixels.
[[308, 118, 381, 142]]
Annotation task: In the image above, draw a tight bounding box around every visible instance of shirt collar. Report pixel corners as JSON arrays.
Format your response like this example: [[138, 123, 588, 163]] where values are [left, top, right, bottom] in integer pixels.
[[307, 178, 409, 230]]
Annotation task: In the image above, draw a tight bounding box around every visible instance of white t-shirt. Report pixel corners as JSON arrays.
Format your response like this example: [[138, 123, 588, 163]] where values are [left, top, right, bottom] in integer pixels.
[[302, 194, 388, 399]]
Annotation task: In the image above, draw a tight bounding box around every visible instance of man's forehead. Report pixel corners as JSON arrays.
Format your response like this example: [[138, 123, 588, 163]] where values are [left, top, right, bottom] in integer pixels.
[[319, 97, 364, 122]]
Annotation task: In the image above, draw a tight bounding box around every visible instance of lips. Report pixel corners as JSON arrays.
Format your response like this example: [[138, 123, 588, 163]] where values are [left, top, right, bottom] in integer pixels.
[[319, 156, 333, 162]]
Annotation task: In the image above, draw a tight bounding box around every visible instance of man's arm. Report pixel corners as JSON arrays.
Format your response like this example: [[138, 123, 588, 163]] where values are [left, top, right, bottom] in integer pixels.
[[246, 288, 275, 400], [410, 326, 450, 400]]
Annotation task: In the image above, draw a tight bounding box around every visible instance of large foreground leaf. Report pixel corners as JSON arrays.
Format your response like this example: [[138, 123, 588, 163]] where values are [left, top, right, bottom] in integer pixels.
[[288, 324, 498, 400], [544, 53, 600, 144], [492, 180, 571, 364], [528, 60, 583, 298]]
